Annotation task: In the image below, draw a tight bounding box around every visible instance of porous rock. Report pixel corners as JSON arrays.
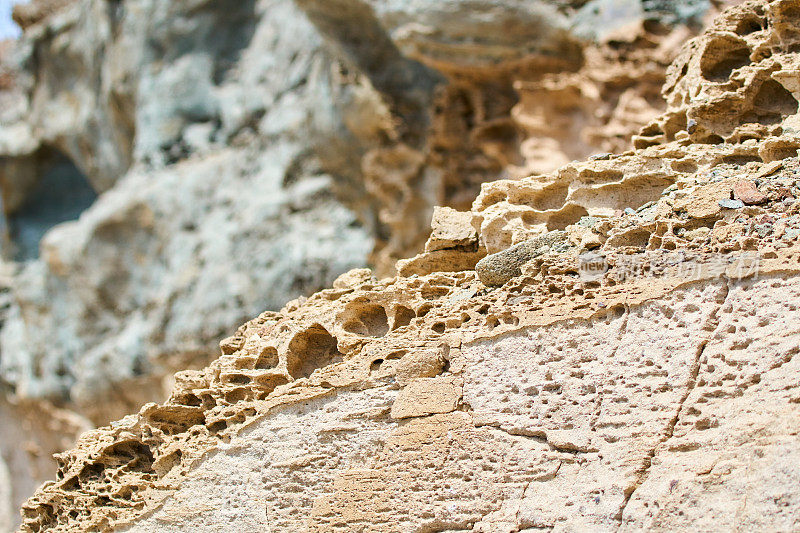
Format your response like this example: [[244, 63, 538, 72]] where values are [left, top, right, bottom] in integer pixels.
[[11, 0, 800, 530], [18, 3, 800, 530], [0, 0, 722, 446], [425, 206, 478, 253], [0, 0, 709, 445]]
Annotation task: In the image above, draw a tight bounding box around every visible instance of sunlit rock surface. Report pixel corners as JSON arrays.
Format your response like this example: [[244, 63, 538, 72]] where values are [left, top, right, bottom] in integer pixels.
[[17, 1, 800, 531]]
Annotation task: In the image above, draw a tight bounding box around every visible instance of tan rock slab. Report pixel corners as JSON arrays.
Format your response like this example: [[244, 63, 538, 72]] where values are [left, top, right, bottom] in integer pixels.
[[390, 377, 461, 419]]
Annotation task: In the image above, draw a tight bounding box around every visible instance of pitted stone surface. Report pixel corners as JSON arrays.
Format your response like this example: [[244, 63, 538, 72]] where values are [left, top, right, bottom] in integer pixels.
[[13, 1, 800, 531]]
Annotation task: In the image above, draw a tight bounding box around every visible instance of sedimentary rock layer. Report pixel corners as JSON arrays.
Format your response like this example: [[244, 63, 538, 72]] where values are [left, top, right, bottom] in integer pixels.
[[18, 1, 800, 530], [0, 2, 722, 519]]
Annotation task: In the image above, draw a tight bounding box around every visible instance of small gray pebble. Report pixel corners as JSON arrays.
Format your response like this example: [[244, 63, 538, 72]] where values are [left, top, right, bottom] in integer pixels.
[[754, 224, 772, 238], [577, 216, 601, 228], [718, 199, 744, 209]]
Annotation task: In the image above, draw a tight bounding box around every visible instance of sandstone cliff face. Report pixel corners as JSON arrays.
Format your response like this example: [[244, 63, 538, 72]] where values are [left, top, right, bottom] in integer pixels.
[[0, 0, 724, 522], [16, 0, 800, 531]]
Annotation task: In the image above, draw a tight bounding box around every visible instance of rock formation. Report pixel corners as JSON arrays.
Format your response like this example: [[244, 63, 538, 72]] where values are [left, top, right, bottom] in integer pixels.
[[0, 0, 728, 522], [15, 0, 800, 530], [0, 0, 725, 418]]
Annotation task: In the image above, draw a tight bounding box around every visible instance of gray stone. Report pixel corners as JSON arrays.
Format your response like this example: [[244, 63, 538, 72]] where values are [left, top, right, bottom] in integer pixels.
[[643, 0, 711, 25], [718, 199, 745, 209], [572, 0, 644, 42], [476, 231, 567, 287], [754, 224, 772, 238], [578, 215, 602, 228]]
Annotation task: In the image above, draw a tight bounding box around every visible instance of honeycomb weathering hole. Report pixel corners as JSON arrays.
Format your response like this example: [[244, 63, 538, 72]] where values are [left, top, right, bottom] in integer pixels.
[[102, 440, 155, 473], [254, 346, 279, 369], [547, 204, 589, 231], [753, 79, 799, 116], [393, 305, 416, 329], [342, 302, 390, 337], [700, 36, 751, 82], [735, 15, 765, 35], [286, 324, 343, 379], [517, 182, 569, 211]]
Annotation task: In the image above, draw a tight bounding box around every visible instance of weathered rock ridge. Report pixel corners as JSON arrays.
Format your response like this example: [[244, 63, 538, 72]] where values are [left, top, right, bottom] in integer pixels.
[[15, 0, 800, 531]]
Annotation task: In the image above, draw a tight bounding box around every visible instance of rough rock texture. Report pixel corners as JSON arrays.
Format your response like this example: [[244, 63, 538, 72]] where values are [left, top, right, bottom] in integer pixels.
[[17, 1, 800, 530], [0, 0, 728, 520], [0, 0, 717, 421]]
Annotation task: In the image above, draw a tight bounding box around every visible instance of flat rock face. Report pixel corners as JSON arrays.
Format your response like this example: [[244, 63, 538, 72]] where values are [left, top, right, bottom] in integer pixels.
[[108, 276, 800, 532], [621, 277, 800, 531], [467, 276, 800, 531], [124, 387, 400, 532]]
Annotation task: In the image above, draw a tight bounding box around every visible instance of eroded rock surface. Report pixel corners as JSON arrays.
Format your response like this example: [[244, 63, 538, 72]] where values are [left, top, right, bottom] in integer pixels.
[[0, 1, 726, 517], [17, 1, 800, 530], [0, 0, 717, 423]]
